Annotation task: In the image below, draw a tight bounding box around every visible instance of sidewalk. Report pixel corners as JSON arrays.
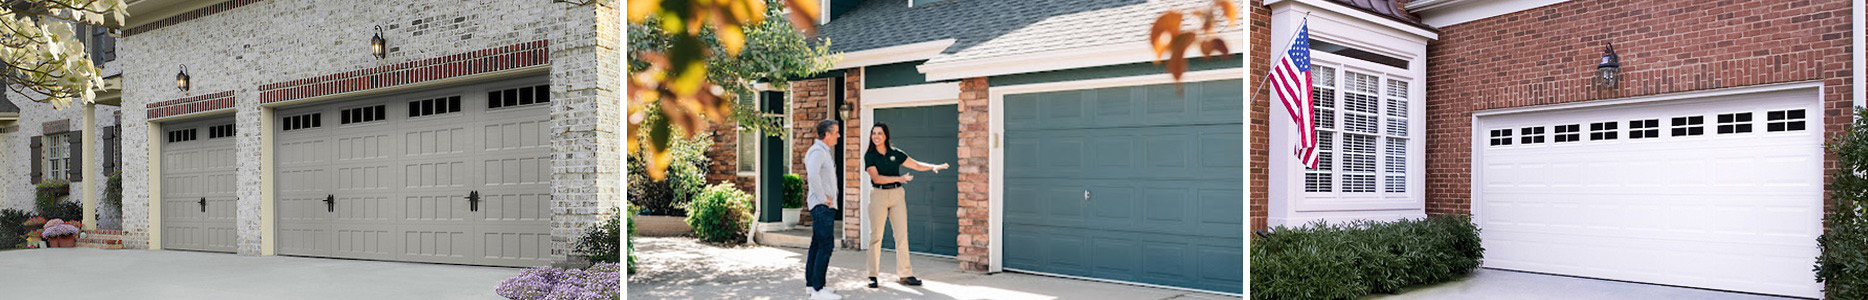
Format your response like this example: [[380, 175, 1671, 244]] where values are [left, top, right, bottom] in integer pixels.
[[626, 237, 1238, 300]]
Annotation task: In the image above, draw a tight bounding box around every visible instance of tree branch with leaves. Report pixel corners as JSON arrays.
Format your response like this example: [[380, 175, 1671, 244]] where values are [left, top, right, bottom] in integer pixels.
[[1, 0, 126, 109]]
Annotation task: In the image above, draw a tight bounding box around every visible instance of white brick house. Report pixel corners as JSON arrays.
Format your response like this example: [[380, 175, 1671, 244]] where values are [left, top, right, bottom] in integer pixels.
[[3, 0, 620, 268]]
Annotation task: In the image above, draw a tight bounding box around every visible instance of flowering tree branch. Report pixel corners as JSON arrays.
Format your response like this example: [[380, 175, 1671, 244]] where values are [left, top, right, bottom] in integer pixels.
[[0, 0, 127, 109]]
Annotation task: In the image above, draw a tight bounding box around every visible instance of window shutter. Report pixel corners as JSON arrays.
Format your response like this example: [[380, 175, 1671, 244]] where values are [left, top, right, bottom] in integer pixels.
[[67, 131, 82, 182], [29, 136, 42, 184], [102, 126, 119, 173]]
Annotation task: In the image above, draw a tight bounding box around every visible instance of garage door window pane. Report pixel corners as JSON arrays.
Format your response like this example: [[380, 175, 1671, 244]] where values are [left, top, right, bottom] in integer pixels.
[[1767, 109, 1806, 132], [1553, 124, 1580, 142], [1519, 126, 1545, 144], [1717, 112, 1753, 134], [1590, 122, 1618, 140], [1629, 119, 1660, 139], [1670, 116, 1705, 136], [1489, 129, 1513, 146]]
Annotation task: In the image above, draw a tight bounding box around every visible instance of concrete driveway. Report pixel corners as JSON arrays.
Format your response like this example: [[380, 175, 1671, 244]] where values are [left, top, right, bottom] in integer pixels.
[[0, 248, 522, 299], [627, 237, 1237, 300], [1368, 269, 1802, 300]]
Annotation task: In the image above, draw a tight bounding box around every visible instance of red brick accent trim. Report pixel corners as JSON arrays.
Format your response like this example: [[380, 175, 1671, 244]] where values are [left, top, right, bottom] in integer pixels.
[[257, 40, 550, 104], [954, 77, 990, 271], [146, 91, 235, 119], [123, 0, 263, 37]]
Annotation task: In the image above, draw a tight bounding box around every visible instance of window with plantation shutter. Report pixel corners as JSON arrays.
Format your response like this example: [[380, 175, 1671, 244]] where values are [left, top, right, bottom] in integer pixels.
[[1305, 63, 1415, 196]]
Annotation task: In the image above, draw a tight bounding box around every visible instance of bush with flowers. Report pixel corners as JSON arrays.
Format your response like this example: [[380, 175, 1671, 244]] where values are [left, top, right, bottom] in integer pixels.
[[495, 263, 620, 300]]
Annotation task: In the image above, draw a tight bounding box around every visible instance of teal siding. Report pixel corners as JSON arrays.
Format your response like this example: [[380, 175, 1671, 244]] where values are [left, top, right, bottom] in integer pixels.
[[1002, 79, 1244, 294], [872, 105, 961, 256], [865, 60, 948, 89], [990, 54, 1244, 87]]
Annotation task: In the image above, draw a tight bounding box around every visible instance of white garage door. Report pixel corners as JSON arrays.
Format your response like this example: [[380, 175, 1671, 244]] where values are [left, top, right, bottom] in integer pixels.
[[274, 77, 555, 267], [1476, 88, 1823, 298]]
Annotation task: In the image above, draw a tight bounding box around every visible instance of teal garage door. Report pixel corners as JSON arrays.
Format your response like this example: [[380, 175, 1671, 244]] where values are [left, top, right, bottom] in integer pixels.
[[873, 105, 960, 256], [1003, 80, 1244, 293]]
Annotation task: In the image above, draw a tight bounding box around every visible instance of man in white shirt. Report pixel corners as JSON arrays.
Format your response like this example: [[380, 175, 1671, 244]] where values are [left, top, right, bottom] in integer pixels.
[[803, 119, 843, 300]]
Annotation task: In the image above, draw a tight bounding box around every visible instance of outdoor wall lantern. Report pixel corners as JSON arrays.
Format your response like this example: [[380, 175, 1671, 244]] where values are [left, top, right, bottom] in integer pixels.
[[371, 25, 387, 60], [1596, 44, 1620, 89], [175, 65, 190, 92]]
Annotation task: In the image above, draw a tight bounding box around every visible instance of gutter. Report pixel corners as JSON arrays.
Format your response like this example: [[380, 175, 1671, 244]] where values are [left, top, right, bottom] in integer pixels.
[[1855, 0, 1864, 114]]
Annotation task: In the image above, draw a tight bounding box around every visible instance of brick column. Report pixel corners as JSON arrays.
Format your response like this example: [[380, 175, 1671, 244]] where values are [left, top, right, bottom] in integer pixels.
[[955, 77, 990, 271], [790, 78, 830, 226], [840, 69, 865, 249]]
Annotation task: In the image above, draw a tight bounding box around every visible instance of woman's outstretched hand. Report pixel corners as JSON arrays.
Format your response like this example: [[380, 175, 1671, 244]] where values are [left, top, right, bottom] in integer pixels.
[[933, 163, 950, 173]]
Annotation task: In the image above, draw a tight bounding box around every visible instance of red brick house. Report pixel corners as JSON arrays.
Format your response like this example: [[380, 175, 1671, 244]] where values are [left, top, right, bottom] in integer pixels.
[[1249, 0, 1860, 298]]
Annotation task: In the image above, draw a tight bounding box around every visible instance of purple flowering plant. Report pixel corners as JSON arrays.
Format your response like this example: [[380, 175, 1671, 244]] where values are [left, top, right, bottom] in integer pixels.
[[496, 263, 620, 300], [41, 219, 78, 238]]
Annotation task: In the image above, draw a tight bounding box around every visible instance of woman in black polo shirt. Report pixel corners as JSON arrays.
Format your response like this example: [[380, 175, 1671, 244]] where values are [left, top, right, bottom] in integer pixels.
[[862, 122, 949, 288]]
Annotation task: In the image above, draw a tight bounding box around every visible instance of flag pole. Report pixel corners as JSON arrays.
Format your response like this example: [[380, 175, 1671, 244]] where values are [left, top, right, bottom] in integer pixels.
[[1249, 13, 1311, 100]]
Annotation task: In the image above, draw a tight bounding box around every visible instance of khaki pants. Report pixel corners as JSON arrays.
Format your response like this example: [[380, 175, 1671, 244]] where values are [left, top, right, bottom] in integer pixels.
[[866, 187, 914, 277]]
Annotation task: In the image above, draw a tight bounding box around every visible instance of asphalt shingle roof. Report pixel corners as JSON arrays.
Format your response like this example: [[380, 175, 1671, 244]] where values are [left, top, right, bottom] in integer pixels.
[[818, 0, 1243, 66]]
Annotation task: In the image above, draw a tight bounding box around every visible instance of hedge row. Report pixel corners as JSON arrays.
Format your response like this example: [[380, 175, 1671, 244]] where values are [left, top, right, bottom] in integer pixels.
[[1251, 215, 1483, 300]]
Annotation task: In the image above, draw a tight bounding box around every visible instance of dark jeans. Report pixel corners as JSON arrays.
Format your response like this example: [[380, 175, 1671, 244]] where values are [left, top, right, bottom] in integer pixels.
[[804, 204, 836, 290]]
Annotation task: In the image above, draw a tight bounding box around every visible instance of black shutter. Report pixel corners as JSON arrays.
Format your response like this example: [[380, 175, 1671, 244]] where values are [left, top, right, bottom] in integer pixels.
[[102, 126, 119, 173], [66, 131, 81, 182], [28, 136, 41, 184]]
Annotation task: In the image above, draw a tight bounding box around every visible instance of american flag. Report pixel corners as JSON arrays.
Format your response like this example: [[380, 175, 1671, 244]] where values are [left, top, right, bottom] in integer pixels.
[[1270, 21, 1317, 169]]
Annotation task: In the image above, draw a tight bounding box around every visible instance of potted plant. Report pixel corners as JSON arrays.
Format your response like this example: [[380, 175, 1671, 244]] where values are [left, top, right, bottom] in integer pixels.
[[781, 174, 806, 227], [41, 219, 79, 248], [24, 229, 42, 249]]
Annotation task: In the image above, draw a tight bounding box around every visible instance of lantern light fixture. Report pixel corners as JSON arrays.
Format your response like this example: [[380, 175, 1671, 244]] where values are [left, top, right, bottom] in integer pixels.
[[371, 25, 387, 60], [176, 65, 190, 92], [1597, 44, 1620, 89]]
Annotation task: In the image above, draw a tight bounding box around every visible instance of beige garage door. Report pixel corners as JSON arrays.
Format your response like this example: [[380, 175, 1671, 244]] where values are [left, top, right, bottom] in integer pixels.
[[160, 117, 239, 252], [274, 77, 555, 267]]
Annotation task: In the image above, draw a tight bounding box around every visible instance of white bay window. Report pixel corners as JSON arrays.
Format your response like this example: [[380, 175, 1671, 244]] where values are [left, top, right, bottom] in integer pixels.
[[1304, 63, 1414, 196]]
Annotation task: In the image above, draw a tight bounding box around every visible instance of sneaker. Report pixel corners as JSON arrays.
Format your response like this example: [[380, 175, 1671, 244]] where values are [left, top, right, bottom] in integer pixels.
[[867, 277, 879, 288], [805, 287, 815, 297], [898, 276, 923, 286], [810, 288, 844, 300]]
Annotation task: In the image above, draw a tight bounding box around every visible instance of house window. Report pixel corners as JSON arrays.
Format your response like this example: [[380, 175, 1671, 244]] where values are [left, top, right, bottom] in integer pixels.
[[1717, 112, 1753, 134], [1589, 121, 1618, 140], [1553, 124, 1581, 143], [45, 135, 70, 181], [1766, 109, 1806, 132], [1629, 119, 1660, 139], [1488, 129, 1513, 146], [1670, 116, 1705, 136], [1304, 64, 1414, 195], [736, 95, 759, 175], [1518, 126, 1545, 144]]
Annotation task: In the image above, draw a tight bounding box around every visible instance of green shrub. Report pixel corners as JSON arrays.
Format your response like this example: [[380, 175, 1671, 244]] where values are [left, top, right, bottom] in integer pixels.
[[1817, 108, 1868, 299], [576, 208, 623, 264], [781, 173, 805, 209], [626, 129, 711, 216], [1251, 215, 1483, 300], [104, 172, 123, 208], [34, 180, 70, 217], [0, 209, 34, 249], [685, 183, 754, 244]]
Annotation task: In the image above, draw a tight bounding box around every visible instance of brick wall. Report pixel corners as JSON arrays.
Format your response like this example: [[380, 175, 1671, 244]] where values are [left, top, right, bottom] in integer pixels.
[[1423, 0, 1855, 215], [1248, 0, 1271, 232], [705, 121, 755, 193], [790, 77, 829, 225], [955, 77, 991, 271], [840, 69, 865, 249]]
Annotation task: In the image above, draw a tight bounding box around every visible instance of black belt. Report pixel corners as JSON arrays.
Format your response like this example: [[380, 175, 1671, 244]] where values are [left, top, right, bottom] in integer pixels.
[[873, 182, 902, 189]]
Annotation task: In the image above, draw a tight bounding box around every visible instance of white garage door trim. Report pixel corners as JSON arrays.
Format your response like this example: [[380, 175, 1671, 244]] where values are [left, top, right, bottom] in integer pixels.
[[1471, 81, 1825, 298]]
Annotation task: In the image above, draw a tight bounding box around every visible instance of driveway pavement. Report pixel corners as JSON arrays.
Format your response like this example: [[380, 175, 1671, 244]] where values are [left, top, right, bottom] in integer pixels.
[[627, 237, 1237, 300], [0, 248, 521, 299], [1368, 269, 1802, 300]]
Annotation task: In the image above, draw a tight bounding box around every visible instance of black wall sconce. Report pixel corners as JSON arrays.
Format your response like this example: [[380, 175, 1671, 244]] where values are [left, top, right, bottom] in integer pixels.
[[1596, 44, 1620, 89], [176, 65, 190, 92], [371, 25, 387, 60]]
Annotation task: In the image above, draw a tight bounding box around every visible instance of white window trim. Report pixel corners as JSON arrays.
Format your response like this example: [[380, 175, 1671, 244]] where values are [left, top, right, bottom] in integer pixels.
[[1302, 58, 1418, 201], [46, 134, 70, 181], [736, 93, 763, 176]]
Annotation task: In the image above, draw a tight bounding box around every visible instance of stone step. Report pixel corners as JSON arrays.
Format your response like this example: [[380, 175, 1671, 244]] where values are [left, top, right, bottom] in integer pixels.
[[756, 221, 840, 249], [77, 230, 126, 250]]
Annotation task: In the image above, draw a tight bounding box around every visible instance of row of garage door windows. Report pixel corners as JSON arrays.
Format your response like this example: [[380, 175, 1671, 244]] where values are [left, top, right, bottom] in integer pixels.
[[1486, 109, 1809, 147], [165, 84, 551, 143]]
